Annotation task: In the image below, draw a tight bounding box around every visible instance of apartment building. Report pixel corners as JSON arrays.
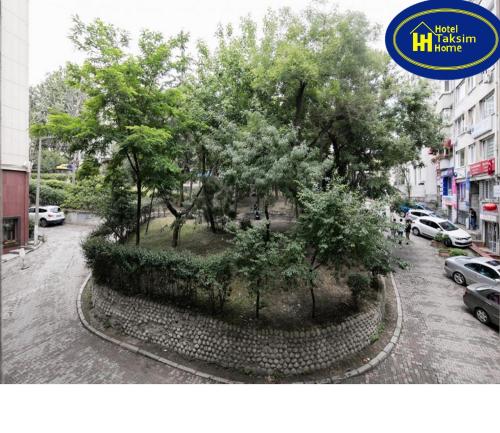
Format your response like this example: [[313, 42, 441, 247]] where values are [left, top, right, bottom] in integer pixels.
[[433, 0, 500, 252], [1, 0, 30, 252]]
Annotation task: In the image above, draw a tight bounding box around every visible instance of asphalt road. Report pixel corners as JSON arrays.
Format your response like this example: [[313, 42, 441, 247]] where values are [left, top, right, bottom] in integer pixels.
[[1, 224, 210, 383], [2, 224, 499, 383]]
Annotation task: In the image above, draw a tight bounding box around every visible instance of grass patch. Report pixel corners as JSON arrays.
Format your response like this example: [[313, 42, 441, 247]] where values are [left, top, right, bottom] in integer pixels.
[[135, 217, 233, 256]]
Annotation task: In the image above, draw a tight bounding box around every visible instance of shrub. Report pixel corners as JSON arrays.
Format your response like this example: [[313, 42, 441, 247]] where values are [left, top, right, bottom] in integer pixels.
[[32, 173, 71, 181], [29, 181, 67, 205], [62, 176, 106, 211], [82, 237, 233, 311], [43, 179, 71, 190], [347, 273, 371, 309], [239, 217, 252, 230], [449, 248, 468, 257]]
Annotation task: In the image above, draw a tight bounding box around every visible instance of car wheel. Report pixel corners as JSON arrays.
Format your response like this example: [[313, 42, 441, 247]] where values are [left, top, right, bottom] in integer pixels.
[[412, 227, 420, 236], [444, 238, 452, 247], [39, 218, 48, 227], [452, 272, 466, 286], [474, 308, 490, 324]]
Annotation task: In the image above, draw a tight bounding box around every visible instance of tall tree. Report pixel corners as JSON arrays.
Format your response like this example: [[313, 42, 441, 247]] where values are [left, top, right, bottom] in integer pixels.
[[33, 17, 186, 245]]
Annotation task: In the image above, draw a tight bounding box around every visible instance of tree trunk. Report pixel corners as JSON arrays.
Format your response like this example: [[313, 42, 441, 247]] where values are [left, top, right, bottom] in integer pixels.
[[264, 202, 271, 242], [145, 189, 155, 235], [179, 179, 184, 206], [294, 81, 307, 141], [172, 220, 181, 248], [255, 290, 260, 319], [309, 252, 318, 319], [309, 285, 316, 319], [135, 179, 142, 245]]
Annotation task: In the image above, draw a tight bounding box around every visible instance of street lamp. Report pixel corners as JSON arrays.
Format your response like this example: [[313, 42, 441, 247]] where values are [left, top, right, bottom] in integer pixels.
[[33, 136, 51, 245]]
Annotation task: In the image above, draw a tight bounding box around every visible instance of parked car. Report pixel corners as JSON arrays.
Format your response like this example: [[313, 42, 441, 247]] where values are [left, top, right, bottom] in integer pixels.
[[28, 206, 65, 227], [411, 216, 472, 247], [398, 202, 432, 216], [404, 209, 435, 221], [463, 283, 500, 326], [445, 256, 500, 286]]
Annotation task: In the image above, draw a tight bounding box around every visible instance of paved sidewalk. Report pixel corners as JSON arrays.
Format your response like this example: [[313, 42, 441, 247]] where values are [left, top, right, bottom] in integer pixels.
[[346, 235, 500, 384], [2, 224, 210, 384]]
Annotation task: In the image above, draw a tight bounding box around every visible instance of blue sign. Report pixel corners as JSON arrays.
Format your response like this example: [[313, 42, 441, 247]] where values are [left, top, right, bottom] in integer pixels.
[[386, 0, 500, 79]]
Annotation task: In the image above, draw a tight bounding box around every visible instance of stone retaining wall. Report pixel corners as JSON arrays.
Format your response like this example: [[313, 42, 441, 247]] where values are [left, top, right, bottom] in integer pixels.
[[91, 279, 386, 377]]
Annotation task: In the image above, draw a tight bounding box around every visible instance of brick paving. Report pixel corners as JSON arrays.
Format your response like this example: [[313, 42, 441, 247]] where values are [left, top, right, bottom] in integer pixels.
[[2, 224, 499, 383], [346, 235, 500, 384], [1, 224, 211, 383]]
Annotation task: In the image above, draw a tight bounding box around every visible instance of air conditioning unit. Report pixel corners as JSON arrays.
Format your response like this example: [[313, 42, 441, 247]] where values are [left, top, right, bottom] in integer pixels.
[[484, 70, 494, 83]]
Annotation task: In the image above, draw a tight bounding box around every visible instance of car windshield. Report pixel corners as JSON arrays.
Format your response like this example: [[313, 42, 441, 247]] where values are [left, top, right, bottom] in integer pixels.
[[439, 221, 458, 231]]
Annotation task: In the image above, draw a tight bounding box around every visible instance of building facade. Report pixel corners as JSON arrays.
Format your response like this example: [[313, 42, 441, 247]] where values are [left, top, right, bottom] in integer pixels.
[[433, 0, 500, 252], [1, 0, 30, 252]]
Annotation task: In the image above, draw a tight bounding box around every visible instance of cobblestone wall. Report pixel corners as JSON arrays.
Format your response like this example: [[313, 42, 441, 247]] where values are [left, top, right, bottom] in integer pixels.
[[91, 280, 385, 377]]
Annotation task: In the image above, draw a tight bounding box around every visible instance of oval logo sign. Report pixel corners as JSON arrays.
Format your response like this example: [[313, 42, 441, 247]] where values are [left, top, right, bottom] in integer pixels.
[[386, 0, 500, 79]]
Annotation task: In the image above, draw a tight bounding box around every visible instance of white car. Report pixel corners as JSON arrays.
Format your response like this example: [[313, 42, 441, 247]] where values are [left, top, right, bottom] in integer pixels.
[[404, 209, 435, 221], [29, 205, 65, 227], [411, 216, 472, 247]]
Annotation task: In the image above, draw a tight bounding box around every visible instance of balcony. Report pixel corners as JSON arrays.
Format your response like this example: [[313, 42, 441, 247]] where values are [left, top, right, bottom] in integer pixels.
[[471, 115, 494, 139]]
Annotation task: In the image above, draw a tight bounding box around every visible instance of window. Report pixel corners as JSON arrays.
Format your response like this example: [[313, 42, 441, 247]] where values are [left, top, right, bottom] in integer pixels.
[[427, 221, 440, 229], [467, 106, 475, 127], [468, 143, 476, 163], [457, 149, 465, 167], [476, 265, 499, 280], [480, 135, 495, 160], [480, 180, 495, 199], [466, 76, 475, 93], [439, 221, 459, 231], [3, 217, 19, 248], [441, 107, 452, 123], [479, 93, 494, 119], [455, 114, 465, 135], [444, 80, 450, 92]]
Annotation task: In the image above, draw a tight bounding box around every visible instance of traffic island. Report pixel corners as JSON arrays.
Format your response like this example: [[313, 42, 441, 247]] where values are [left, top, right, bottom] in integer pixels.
[[78, 273, 401, 383]]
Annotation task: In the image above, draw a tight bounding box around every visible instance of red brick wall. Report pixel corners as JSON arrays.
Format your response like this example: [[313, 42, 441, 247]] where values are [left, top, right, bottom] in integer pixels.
[[2, 170, 29, 252]]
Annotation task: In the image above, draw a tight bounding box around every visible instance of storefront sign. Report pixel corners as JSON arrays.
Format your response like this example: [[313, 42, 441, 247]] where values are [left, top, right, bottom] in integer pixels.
[[480, 211, 499, 223], [469, 158, 495, 176]]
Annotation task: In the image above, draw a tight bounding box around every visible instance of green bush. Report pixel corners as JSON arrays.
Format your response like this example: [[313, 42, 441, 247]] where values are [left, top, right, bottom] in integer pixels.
[[82, 237, 233, 312], [31, 173, 72, 181], [43, 179, 72, 190], [62, 176, 106, 211], [449, 249, 468, 257], [347, 273, 371, 309], [29, 181, 67, 205]]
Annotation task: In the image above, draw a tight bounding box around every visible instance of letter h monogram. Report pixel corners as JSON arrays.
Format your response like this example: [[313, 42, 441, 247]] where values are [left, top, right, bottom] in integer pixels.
[[412, 32, 433, 52]]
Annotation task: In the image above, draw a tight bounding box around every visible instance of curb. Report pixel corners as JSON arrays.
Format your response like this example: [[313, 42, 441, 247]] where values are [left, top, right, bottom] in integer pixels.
[[76, 272, 403, 384], [76, 274, 238, 384], [315, 272, 403, 383], [1, 239, 45, 264]]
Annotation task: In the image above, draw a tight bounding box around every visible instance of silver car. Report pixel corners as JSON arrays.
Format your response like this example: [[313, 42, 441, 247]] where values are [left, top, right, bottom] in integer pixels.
[[444, 256, 500, 286], [463, 284, 500, 326]]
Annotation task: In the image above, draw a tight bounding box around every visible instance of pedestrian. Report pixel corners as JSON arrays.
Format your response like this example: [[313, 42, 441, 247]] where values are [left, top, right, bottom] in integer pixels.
[[405, 219, 412, 244], [390, 218, 397, 239], [397, 218, 404, 245], [469, 208, 477, 231]]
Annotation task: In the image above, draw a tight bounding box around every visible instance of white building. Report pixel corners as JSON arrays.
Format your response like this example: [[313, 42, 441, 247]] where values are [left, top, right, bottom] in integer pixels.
[[433, 0, 500, 252], [1, 0, 30, 252]]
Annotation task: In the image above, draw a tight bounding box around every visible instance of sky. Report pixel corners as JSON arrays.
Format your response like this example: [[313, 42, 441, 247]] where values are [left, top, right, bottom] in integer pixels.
[[29, 0, 419, 85]]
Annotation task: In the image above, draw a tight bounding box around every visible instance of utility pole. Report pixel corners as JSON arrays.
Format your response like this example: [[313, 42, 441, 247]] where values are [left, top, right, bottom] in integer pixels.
[[33, 137, 42, 245]]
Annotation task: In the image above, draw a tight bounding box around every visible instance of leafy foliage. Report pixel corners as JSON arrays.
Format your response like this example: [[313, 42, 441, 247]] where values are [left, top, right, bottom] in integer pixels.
[[82, 236, 233, 311], [347, 273, 371, 310]]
